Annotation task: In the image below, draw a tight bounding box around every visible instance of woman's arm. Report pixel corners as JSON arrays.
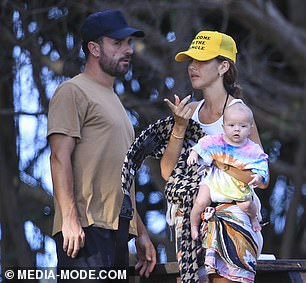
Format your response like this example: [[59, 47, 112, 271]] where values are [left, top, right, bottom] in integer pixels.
[[249, 120, 270, 189], [249, 119, 263, 147], [160, 95, 197, 180]]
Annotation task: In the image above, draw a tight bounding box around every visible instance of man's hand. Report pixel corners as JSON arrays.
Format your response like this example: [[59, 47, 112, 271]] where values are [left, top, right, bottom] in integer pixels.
[[134, 233, 156, 278], [62, 216, 85, 258]]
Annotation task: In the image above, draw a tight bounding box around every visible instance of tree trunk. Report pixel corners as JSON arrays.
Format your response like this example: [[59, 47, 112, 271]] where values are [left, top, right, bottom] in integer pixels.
[[280, 83, 306, 257], [0, 5, 35, 268], [288, 0, 306, 28]]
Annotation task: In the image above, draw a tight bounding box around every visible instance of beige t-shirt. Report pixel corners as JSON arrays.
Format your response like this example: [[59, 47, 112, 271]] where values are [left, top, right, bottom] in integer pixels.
[[47, 73, 137, 236]]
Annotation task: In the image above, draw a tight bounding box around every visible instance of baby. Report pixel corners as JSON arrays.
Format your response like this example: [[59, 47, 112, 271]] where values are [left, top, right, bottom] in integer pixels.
[[187, 103, 269, 240]]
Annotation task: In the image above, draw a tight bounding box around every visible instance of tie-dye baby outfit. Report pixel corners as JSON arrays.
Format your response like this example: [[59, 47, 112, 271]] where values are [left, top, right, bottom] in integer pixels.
[[192, 134, 269, 202]]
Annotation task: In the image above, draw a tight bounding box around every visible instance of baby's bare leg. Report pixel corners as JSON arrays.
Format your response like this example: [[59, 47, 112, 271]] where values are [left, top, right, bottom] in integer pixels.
[[237, 199, 261, 232], [190, 184, 212, 240]]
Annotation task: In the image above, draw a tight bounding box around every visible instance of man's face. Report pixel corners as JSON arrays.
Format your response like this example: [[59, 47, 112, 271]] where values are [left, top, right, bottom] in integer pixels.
[[98, 36, 134, 77]]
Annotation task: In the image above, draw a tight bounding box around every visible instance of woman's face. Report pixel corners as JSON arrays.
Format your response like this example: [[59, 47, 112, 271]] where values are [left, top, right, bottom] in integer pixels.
[[188, 58, 221, 90]]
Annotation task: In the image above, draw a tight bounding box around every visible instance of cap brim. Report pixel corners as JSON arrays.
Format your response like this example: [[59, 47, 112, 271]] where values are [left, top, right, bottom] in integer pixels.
[[175, 50, 218, 62], [107, 27, 145, 39]]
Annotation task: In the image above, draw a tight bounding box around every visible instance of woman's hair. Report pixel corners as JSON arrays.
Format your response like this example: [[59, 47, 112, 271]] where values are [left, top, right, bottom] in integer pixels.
[[216, 56, 243, 98]]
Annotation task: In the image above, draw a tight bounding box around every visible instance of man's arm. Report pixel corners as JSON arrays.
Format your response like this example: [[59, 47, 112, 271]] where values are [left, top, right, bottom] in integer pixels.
[[134, 212, 156, 278], [49, 133, 85, 258]]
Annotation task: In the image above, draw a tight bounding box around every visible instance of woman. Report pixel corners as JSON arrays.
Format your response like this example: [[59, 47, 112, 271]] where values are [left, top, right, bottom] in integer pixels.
[[162, 31, 268, 283]]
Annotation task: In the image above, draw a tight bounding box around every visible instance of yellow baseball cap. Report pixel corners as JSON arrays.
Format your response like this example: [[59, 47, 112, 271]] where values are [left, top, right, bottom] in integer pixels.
[[175, 31, 237, 63]]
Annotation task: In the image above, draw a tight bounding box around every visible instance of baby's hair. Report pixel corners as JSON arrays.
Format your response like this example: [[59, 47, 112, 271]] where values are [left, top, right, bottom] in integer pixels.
[[223, 103, 254, 124]]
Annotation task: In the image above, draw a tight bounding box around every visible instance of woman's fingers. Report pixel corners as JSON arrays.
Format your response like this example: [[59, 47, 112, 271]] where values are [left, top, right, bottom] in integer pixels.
[[164, 98, 176, 112], [175, 95, 191, 116], [164, 95, 192, 128], [181, 107, 192, 119], [180, 94, 191, 106], [164, 95, 191, 113]]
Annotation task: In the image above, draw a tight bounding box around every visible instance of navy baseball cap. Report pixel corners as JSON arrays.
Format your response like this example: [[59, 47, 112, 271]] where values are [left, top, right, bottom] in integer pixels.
[[81, 10, 144, 42]]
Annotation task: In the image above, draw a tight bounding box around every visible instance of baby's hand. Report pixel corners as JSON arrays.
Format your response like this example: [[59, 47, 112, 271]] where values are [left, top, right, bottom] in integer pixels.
[[187, 151, 198, 166], [248, 174, 263, 188], [187, 156, 197, 166]]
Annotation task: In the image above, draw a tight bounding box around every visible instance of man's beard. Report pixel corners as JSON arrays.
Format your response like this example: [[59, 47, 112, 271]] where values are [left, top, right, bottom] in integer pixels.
[[99, 51, 130, 77]]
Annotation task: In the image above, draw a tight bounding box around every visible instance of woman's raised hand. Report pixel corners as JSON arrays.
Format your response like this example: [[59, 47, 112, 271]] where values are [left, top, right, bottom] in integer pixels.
[[164, 94, 192, 128]]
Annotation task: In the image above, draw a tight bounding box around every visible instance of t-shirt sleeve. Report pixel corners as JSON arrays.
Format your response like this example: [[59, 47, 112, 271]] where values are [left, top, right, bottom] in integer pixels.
[[250, 153, 269, 184], [47, 82, 88, 140], [192, 135, 215, 165], [244, 143, 269, 184]]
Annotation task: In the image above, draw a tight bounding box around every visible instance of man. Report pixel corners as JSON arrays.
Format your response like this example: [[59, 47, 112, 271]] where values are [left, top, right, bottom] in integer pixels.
[[47, 9, 156, 280]]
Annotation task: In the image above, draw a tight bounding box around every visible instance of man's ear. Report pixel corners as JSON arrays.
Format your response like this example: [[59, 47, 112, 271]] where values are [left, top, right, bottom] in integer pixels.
[[87, 41, 100, 58]]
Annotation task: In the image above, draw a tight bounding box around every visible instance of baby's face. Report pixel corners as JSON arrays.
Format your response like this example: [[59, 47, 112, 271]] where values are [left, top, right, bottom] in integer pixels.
[[222, 110, 252, 146]]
